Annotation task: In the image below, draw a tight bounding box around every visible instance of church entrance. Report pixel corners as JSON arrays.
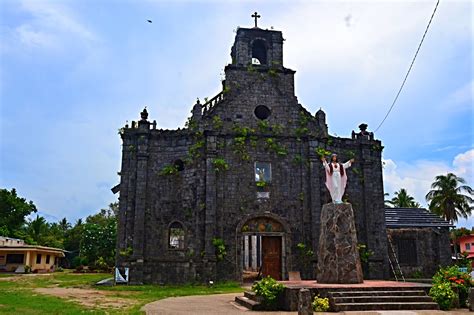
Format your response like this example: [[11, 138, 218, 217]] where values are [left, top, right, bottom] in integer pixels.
[[261, 236, 282, 280], [238, 216, 286, 282]]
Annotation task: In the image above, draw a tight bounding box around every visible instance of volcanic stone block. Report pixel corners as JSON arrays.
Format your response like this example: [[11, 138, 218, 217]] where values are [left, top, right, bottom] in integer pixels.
[[316, 203, 363, 284], [298, 288, 313, 315]]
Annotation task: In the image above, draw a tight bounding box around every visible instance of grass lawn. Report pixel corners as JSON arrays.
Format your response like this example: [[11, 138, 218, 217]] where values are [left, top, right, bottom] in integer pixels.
[[0, 271, 244, 314]]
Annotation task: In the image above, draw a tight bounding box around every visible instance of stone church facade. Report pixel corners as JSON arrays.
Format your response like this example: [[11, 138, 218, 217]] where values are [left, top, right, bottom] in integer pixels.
[[115, 25, 389, 284]]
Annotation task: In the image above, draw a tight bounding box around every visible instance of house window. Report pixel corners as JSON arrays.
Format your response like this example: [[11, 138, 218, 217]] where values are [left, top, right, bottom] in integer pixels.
[[397, 239, 417, 265], [255, 162, 271, 183], [46, 255, 51, 264], [6, 254, 24, 264], [169, 222, 185, 249], [466, 243, 471, 251], [36, 254, 42, 264]]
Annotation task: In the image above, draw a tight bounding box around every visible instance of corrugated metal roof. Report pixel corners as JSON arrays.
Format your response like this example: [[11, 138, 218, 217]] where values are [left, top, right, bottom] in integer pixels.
[[385, 207, 453, 228]]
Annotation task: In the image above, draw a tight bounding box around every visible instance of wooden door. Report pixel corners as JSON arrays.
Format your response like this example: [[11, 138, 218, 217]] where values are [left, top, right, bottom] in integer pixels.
[[261, 236, 282, 280]]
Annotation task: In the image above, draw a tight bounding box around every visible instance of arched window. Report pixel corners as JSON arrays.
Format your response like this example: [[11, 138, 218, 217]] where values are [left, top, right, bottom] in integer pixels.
[[174, 159, 184, 172], [252, 40, 267, 65], [169, 222, 185, 249]]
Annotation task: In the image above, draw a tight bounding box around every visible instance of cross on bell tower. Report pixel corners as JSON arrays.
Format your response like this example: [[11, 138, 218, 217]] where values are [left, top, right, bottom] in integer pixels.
[[251, 11, 261, 28]]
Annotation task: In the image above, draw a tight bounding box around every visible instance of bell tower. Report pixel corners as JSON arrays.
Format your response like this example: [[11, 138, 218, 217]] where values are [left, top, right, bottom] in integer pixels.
[[230, 13, 284, 68]]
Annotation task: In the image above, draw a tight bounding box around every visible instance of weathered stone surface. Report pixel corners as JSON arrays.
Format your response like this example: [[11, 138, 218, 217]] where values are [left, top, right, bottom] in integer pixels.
[[115, 24, 389, 284], [316, 203, 363, 284], [298, 288, 313, 315], [469, 288, 474, 311]]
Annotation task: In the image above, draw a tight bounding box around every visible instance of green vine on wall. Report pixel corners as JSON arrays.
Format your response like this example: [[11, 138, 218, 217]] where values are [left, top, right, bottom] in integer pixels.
[[315, 147, 331, 159], [265, 138, 288, 156], [159, 164, 179, 176], [212, 237, 227, 261], [212, 157, 229, 172]]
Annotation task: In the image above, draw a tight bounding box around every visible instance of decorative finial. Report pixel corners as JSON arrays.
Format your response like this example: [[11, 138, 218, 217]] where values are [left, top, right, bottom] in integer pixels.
[[252, 11, 261, 28], [140, 107, 149, 121], [358, 123, 368, 132]]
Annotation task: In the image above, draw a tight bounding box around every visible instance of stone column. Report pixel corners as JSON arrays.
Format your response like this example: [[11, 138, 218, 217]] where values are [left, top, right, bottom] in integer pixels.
[[244, 235, 249, 270], [308, 140, 322, 273], [130, 115, 150, 284], [204, 135, 217, 279], [251, 235, 257, 271], [298, 288, 313, 315]]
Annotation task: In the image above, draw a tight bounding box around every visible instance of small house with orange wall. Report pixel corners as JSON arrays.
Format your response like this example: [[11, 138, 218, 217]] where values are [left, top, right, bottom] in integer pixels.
[[458, 234, 474, 260], [0, 236, 65, 273]]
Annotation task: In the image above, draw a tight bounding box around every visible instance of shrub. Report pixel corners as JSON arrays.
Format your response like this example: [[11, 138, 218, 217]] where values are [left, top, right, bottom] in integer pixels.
[[24, 265, 31, 274], [252, 276, 285, 309], [431, 265, 472, 309], [312, 295, 330, 312], [429, 281, 457, 310], [212, 238, 227, 261]]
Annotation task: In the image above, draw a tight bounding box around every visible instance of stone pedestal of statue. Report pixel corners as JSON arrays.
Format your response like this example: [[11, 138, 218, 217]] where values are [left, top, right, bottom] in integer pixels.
[[316, 203, 363, 284]]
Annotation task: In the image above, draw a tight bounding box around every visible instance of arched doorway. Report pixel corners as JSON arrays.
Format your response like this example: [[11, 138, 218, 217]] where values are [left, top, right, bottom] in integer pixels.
[[236, 214, 289, 282]]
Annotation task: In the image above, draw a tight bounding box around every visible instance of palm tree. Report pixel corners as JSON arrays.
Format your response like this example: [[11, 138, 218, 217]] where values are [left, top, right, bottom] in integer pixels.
[[426, 173, 473, 223], [384, 193, 393, 208], [387, 188, 419, 208]]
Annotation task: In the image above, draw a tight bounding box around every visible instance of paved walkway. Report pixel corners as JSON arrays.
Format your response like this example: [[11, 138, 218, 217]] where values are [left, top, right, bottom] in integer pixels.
[[141, 293, 471, 315]]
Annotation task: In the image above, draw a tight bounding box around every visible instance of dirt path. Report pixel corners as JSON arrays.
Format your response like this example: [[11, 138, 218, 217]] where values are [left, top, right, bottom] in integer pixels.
[[141, 293, 472, 315], [35, 287, 137, 309], [141, 293, 296, 315]]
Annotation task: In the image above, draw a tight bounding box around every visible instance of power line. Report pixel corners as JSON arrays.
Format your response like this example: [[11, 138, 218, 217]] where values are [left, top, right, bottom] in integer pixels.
[[374, 0, 440, 133]]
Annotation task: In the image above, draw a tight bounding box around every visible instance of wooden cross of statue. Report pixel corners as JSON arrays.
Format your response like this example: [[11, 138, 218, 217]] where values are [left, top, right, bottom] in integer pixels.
[[252, 12, 261, 28]]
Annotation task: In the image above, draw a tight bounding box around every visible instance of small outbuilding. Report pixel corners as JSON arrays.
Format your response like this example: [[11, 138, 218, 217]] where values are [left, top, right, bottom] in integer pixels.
[[385, 207, 453, 278], [0, 236, 65, 273]]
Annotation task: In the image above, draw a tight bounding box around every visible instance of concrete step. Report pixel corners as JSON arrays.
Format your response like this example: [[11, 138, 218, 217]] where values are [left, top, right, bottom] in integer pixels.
[[329, 290, 427, 297], [244, 290, 263, 302], [234, 296, 264, 311], [324, 286, 430, 292], [333, 295, 434, 303], [334, 302, 439, 311]]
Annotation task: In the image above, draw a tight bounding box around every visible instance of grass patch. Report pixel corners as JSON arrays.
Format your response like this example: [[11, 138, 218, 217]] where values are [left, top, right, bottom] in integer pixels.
[[0, 271, 244, 314], [0, 283, 100, 314]]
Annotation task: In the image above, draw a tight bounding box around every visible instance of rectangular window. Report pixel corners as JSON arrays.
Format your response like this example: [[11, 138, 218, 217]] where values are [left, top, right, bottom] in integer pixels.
[[466, 243, 471, 251], [397, 239, 417, 265], [255, 162, 271, 183], [36, 254, 42, 264], [46, 255, 51, 264], [6, 254, 24, 264]]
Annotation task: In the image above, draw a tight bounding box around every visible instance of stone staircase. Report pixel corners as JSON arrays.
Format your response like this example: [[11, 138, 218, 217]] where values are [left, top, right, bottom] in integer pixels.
[[234, 291, 265, 310], [328, 289, 439, 311]]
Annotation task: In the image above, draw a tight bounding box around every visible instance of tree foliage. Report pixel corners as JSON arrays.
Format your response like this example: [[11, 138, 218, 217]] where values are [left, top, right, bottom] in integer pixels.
[[386, 188, 420, 208], [0, 188, 37, 237], [0, 188, 118, 269], [426, 173, 473, 223]]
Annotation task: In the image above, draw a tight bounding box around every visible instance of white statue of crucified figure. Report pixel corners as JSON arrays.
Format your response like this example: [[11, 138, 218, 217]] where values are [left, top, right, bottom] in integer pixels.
[[321, 153, 355, 204]]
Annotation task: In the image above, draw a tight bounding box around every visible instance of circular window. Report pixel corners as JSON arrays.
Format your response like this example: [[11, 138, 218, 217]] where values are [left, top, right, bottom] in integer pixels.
[[254, 105, 271, 120]]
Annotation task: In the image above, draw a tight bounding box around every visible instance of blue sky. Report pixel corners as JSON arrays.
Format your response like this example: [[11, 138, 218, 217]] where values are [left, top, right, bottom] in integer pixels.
[[1, 0, 472, 226]]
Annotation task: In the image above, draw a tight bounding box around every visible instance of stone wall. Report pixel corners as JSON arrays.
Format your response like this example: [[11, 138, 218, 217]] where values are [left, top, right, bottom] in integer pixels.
[[387, 227, 451, 278], [115, 26, 389, 284]]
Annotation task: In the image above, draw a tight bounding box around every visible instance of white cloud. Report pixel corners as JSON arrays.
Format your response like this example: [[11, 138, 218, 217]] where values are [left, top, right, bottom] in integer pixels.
[[441, 80, 474, 111], [383, 148, 474, 227], [3, 1, 97, 53], [453, 149, 474, 181]]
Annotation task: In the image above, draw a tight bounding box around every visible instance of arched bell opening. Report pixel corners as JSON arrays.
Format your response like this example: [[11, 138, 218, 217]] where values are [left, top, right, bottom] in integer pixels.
[[251, 39, 267, 66]]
